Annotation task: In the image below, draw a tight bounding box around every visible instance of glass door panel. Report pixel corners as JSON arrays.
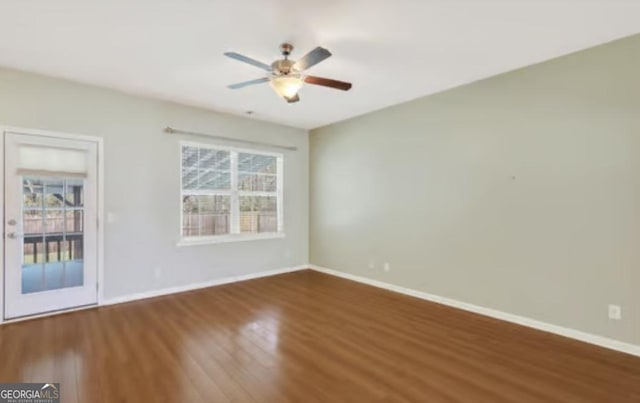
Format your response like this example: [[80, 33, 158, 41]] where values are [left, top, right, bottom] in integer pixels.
[[21, 177, 85, 294]]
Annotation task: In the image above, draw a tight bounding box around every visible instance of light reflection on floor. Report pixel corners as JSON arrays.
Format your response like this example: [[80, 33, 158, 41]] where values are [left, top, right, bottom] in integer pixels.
[[241, 314, 281, 354]]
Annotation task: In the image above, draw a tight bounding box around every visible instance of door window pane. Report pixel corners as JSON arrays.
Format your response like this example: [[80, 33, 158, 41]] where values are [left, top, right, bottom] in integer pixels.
[[45, 210, 65, 233], [65, 179, 84, 207], [44, 178, 65, 208], [23, 209, 43, 236], [23, 177, 43, 208], [21, 177, 85, 294]]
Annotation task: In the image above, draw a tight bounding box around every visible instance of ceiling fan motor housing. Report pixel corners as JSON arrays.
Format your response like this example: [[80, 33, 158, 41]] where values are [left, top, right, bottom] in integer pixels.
[[271, 59, 296, 76]]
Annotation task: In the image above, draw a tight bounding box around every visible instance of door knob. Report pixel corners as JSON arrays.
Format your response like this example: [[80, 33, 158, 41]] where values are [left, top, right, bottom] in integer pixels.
[[7, 219, 16, 226]]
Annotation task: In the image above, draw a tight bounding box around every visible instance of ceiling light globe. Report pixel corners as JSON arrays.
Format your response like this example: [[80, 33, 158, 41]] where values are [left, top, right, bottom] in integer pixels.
[[270, 76, 304, 99]]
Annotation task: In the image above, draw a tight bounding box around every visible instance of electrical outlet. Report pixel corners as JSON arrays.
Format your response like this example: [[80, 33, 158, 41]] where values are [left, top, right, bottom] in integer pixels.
[[368, 259, 375, 270], [608, 304, 622, 320], [383, 262, 390, 272]]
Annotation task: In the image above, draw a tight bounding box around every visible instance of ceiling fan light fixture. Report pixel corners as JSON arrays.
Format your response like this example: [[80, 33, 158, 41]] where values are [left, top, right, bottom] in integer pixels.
[[270, 75, 304, 99], [225, 44, 352, 104]]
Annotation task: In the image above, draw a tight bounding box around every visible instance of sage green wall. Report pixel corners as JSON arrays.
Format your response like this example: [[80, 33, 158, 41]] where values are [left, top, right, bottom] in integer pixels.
[[310, 34, 640, 345]]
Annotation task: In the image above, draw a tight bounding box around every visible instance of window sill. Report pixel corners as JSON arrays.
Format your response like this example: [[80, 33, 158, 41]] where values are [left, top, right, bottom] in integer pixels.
[[177, 232, 286, 247]]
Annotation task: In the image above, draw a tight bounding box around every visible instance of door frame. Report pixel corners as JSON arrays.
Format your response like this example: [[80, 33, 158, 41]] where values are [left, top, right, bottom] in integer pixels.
[[0, 126, 104, 324]]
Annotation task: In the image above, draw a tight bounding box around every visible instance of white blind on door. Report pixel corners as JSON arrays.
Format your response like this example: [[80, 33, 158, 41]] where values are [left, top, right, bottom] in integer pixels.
[[16, 144, 88, 177]]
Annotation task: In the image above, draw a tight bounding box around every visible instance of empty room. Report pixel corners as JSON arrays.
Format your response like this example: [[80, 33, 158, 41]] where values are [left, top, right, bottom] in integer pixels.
[[0, 1, 639, 402]]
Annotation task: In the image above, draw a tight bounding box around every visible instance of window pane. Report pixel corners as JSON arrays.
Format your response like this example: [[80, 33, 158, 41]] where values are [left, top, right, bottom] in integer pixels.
[[238, 173, 277, 192], [198, 195, 230, 236], [199, 170, 231, 190], [182, 195, 199, 237], [182, 168, 231, 191], [182, 146, 231, 191], [182, 146, 198, 168], [239, 196, 277, 233], [182, 195, 230, 236], [238, 153, 252, 172], [238, 153, 277, 192], [182, 168, 198, 190], [256, 196, 278, 233], [238, 173, 252, 191], [198, 148, 230, 170], [238, 153, 277, 174], [262, 175, 277, 192]]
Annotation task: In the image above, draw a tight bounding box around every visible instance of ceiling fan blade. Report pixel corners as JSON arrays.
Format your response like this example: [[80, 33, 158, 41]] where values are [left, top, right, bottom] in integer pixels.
[[284, 94, 300, 103], [304, 76, 352, 91], [224, 52, 272, 71], [227, 77, 270, 89], [293, 47, 332, 71]]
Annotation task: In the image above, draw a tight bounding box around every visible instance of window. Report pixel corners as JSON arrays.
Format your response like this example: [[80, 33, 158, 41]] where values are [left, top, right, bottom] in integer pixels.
[[180, 143, 283, 244]]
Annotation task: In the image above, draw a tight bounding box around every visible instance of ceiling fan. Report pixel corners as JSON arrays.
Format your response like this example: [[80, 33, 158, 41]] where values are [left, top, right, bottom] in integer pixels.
[[224, 43, 352, 103]]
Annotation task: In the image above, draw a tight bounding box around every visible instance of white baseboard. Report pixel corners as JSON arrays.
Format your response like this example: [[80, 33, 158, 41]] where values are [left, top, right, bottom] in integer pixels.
[[308, 265, 640, 357], [103, 265, 308, 306]]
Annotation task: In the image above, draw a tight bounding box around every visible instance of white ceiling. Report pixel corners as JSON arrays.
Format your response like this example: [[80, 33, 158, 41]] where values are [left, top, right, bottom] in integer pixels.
[[0, 1, 639, 130]]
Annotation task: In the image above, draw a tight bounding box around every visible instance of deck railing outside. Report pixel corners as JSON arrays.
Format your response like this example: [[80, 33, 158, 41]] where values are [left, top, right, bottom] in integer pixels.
[[22, 214, 83, 264]]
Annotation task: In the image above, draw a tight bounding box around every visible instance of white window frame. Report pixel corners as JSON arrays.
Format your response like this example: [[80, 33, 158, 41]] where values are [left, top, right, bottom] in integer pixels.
[[178, 141, 284, 246]]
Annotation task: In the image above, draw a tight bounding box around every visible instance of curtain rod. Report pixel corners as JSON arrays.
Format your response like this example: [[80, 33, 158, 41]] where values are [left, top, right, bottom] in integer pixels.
[[164, 127, 298, 151]]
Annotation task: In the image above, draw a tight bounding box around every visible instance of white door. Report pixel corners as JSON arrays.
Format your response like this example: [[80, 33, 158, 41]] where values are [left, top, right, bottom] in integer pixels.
[[3, 131, 99, 319]]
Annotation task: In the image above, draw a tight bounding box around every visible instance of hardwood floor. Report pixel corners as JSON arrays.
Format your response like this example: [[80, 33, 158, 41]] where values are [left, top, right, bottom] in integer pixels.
[[0, 269, 639, 402]]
